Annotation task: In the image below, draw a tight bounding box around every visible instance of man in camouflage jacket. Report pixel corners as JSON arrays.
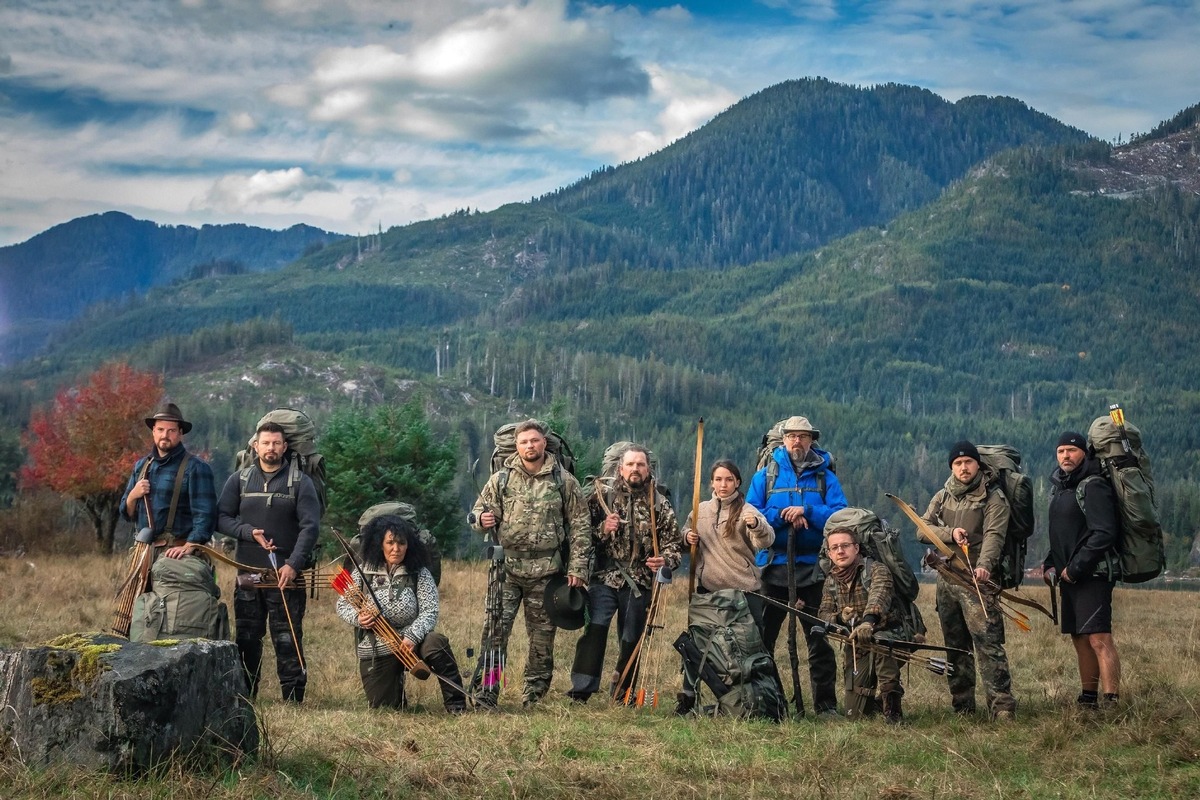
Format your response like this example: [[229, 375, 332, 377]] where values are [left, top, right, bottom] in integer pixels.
[[922, 440, 1016, 720], [469, 419, 592, 708], [568, 444, 683, 702]]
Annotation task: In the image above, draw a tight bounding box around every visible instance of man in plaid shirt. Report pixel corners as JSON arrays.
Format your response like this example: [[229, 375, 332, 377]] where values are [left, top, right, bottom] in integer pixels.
[[120, 402, 217, 558]]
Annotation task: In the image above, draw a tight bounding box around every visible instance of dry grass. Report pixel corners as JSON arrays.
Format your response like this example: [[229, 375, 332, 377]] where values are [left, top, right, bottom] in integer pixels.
[[2, 553, 1199, 799]]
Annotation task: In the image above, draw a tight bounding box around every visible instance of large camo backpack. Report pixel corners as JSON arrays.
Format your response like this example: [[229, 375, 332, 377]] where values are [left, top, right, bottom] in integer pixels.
[[130, 554, 230, 642], [975, 445, 1035, 590], [492, 422, 576, 478], [675, 589, 785, 722], [355, 501, 443, 585], [235, 407, 327, 514], [1080, 412, 1165, 583], [754, 418, 837, 498], [822, 507, 926, 640]]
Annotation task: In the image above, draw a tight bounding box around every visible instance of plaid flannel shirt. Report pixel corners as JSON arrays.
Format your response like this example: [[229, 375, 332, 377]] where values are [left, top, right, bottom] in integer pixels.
[[120, 444, 217, 544]]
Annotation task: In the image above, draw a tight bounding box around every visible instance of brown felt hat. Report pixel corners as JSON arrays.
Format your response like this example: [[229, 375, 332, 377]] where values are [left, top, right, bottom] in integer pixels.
[[145, 402, 192, 435]]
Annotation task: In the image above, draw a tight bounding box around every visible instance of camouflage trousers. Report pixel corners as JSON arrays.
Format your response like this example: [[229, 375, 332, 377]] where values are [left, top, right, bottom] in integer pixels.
[[468, 571, 557, 705], [234, 583, 306, 702], [936, 579, 1016, 716], [839, 643, 902, 719]]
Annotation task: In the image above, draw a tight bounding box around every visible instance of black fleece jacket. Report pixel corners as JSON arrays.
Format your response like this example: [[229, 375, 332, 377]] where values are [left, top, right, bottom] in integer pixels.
[[1045, 456, 1119, 581]]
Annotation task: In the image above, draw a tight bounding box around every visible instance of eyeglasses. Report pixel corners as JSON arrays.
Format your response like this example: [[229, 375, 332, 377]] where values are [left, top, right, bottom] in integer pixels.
[[827, 543, 857, 552], [782, 432, 812, 441]]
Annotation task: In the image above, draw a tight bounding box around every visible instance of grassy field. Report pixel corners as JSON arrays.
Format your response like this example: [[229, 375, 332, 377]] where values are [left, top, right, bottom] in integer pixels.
[[1, 553, 1198, 799]]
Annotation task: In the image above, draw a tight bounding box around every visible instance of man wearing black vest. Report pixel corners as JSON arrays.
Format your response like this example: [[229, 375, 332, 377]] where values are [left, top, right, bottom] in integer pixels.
[[218, 421, 321, 702]]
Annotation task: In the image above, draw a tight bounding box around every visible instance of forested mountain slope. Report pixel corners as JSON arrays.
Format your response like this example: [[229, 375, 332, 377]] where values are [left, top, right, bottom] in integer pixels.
[[4, 84, 1200, 570]]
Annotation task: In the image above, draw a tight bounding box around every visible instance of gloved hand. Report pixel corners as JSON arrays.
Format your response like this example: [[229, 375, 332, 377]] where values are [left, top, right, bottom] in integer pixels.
[[851, 621, 875, 643], [810, 625, 827, 638], [1043, 567, 1058, 587]]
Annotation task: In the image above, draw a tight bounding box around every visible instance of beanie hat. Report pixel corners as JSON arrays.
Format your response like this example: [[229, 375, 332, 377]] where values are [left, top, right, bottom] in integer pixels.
[[1057, 431, 1087, 451], [948, 440, 981, 467]]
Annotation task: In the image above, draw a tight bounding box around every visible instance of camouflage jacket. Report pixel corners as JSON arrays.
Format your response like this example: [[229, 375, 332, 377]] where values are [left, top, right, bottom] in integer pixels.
[[589, 480, 682, 591], [922, 474, 1010, 575], [471, 453, 593, 581]]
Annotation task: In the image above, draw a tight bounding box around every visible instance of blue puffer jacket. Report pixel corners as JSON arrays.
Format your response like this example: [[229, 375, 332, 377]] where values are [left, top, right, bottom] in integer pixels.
[[746, 446, 848, 566]]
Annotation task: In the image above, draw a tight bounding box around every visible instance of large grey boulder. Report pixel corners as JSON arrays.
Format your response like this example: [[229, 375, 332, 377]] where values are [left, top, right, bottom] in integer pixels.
[[0, 632, 257, 771]]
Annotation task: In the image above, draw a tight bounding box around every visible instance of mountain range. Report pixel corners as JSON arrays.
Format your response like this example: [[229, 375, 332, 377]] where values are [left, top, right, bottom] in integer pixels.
[[2, 80, 1198, 569]]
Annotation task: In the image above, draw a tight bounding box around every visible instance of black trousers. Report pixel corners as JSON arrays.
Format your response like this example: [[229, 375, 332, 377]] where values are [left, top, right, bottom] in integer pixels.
[[760, 580, 838, 713], [234, 585, 307, 701]]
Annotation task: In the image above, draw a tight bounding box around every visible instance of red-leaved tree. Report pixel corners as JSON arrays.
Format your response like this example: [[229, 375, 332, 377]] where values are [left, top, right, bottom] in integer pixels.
[[21, 363, 163, 552]]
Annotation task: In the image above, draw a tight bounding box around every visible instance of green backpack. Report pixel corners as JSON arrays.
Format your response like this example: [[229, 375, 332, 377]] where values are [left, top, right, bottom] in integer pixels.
[[679, 589, 785, 722], [235, 407, 327, 514], [822, 507, 925, 640], [130, 554, 230, 642], [1080, 413, 1165, 583], [976, 445, 1035, 590]]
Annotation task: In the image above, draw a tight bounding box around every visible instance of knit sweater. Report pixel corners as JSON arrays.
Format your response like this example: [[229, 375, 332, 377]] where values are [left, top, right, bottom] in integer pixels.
[[684, 492, 773, 592]]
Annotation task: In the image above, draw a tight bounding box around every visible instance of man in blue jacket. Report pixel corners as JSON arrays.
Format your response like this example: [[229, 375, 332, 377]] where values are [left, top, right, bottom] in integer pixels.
[[747, 415, 847, 716]]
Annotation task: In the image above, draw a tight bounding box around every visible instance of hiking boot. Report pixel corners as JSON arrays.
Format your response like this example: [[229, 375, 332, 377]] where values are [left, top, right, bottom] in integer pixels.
[[674, 692, 696, 716], [1076, 691, 1099, 709], [993, 709, 1016, 722], [882, 693, 903, 725]]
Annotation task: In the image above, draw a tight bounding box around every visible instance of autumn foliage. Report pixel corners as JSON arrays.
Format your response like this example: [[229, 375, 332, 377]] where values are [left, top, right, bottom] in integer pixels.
[[20, 363, 162, 550]]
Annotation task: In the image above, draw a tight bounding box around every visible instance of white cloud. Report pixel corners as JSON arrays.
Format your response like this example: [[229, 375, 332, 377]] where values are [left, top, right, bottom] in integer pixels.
[[200, 168, 335, 212], [0, 0, 1198, 246], [270, 0, 650, 141]]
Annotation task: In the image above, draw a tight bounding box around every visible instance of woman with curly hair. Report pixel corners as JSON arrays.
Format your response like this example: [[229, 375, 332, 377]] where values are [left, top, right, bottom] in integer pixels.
[[336, 514, 466, 712]]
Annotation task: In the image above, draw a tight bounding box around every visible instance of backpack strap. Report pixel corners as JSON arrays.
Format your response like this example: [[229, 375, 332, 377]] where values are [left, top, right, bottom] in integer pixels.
[[163, 455, 190, 537], [765, 463, 828, 502]]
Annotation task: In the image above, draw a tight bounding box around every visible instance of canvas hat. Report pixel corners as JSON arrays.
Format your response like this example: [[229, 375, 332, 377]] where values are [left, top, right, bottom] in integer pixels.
[[543, 573, 589, 630], [781, 415, 820, 441], [144, 402, 192, 435]]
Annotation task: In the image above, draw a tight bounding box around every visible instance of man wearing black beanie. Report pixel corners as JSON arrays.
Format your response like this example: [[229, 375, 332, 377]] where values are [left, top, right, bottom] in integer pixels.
[[1044, 431, 1121, 708], [920, 439, 1017, 720]]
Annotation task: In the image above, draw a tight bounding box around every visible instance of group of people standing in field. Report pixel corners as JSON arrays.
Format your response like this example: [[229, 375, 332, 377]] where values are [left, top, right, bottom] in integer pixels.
[[115, 405, 1122, 721]]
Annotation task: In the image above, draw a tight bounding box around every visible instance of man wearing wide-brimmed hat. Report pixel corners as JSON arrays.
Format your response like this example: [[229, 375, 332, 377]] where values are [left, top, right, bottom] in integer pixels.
[[746, 415, 847, 717], [120, 402, 217, 559]]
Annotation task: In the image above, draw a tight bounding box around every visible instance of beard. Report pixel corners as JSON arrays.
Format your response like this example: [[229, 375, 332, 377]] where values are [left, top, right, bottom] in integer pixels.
[[260, 451, 283, 466], [625, 472, 647, 489]]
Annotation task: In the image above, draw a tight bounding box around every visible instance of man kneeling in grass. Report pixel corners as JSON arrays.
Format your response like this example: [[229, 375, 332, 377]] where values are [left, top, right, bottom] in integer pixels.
[[816, 525, 905, 723]]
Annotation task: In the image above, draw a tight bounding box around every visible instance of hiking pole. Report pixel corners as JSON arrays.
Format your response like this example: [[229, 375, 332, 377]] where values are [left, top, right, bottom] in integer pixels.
[[688, 417, 704, 598], [786, 524, 805, 718], [268, 549, 307, 677]]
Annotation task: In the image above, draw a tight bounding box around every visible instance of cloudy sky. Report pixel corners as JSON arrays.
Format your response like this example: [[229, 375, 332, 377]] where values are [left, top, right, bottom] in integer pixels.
[[1, 0, 1197, 246]]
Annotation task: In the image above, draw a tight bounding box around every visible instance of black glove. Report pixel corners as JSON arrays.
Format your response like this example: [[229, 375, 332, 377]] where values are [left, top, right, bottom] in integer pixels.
[[810, 625, 827, 638]]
